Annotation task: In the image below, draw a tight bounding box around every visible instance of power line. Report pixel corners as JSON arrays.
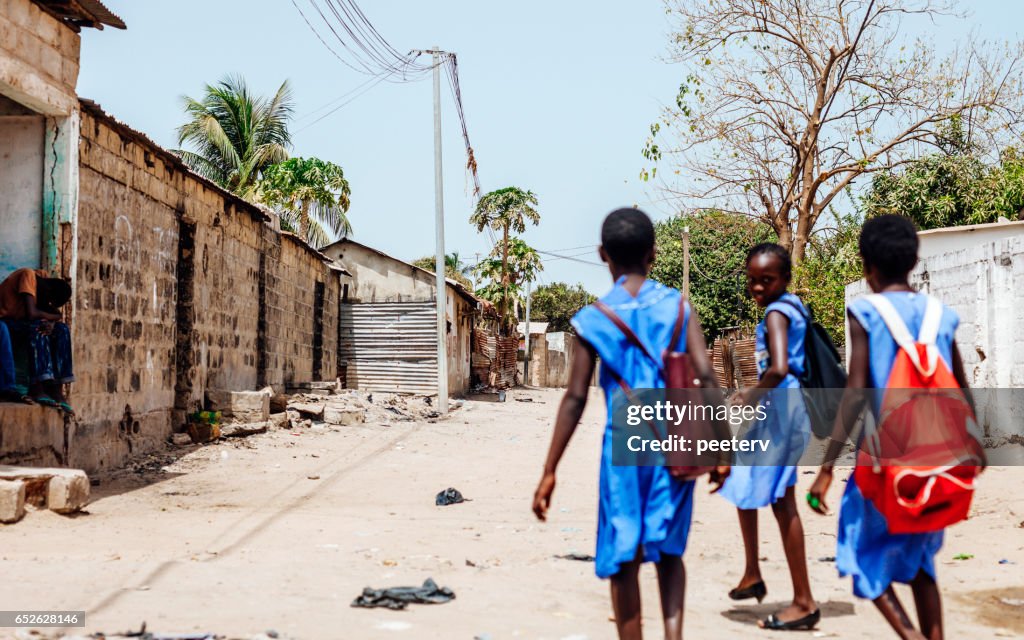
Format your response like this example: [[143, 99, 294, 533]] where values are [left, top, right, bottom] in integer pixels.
[[293, 73, 392, 134], [535, 249, 605, 268]]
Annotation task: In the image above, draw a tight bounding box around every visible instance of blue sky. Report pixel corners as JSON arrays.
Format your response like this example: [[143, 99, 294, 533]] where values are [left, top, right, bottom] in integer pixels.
[[78, 1, 1020, 294]]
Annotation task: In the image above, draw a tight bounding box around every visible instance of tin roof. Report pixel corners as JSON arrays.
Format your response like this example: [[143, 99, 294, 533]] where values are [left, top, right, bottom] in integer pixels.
[[323, 238, 482, 306], [32, 0, 126, 31]]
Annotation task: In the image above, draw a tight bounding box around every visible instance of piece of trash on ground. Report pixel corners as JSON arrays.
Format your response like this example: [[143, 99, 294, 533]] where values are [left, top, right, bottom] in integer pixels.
[[953, 553, 974, 560], [818, 556, 836, 562], [436, 487, 468, 506], [351, 577, 455, 610], [554, 552, 595, 562], [999, 597, 1024, 607], [998, 559, 1016, 565]]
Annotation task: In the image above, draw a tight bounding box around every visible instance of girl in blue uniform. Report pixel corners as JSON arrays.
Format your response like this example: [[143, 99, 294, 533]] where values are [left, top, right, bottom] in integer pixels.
[[532, 208, 728, 640], [810, 215, 970, 640], [719, 243, 819, 630]]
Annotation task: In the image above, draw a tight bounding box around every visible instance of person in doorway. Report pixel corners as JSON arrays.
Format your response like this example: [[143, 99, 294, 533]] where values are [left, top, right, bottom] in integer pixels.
[[532, 207, 729, 640], [0, 320, 33, 403], [0, 268, 74, 414]]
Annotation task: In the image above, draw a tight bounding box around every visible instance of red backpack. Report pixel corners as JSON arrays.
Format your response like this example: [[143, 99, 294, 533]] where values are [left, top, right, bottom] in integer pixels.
[[853, 294, 984, 534]]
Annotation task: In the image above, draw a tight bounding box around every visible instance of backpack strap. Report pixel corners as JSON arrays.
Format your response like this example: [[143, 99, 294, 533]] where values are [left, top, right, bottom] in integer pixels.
[[593, 300, 662, 372], [864, 294, 938, 377], [775, 297, 810, 322], [668, 297, 688, 355]]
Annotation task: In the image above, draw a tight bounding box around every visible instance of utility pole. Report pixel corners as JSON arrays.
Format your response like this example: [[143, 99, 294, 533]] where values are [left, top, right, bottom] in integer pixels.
[[682, 225, 690, 299], [432, 46, 448, 413], [523, 278, 532, 386]]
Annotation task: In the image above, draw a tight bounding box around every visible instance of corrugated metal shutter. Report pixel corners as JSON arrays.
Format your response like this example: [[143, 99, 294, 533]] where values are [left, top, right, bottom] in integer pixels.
[[339, 302, 438, 395]]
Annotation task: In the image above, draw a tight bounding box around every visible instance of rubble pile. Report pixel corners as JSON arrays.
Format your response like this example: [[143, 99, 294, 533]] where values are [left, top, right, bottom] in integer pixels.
[[177, 385, 449, 446]]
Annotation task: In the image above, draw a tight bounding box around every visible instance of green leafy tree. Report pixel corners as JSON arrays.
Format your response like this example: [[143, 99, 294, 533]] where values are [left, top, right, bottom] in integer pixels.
[[792, 213, 864, 343], [529, 282, 596, 333], [176, 75, 293, 200], [863, 148, 1024, 230], [260, 157, 352, 248], [412, 253, 473, 289], [470, 187, 540, 320], [650, 211, 773, 338]]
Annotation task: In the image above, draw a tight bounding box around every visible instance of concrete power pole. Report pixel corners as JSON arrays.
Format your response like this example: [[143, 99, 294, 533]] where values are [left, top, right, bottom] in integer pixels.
[[523, 279, 532, 386], [432, 47, 448, 413], [682, 225, 690, 299]]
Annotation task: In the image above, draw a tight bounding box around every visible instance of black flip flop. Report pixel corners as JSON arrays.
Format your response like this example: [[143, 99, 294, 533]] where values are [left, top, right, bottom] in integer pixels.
[[728, 581, 767, 603], [761, 608, 821, 631]]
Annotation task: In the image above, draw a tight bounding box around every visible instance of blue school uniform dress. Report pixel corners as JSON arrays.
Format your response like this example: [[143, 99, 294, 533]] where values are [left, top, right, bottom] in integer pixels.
[[719, 292, 811, 509], [836, 292, 958, 599], [571, 277, 696, 579]]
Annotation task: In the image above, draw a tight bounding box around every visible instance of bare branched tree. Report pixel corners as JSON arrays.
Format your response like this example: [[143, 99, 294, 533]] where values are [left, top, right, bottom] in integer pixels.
[[644, 0, 1024, 261]]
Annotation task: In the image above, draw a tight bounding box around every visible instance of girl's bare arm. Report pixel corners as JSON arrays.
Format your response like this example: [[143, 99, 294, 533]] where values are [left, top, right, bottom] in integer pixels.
[[533, 337, 597, 521]]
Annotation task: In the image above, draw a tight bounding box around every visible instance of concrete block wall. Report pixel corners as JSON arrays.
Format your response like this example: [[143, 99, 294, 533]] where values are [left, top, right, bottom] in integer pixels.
[[0, 0, 80, 115], [50, 103, 340, 473], [266, 233, 340, 388]]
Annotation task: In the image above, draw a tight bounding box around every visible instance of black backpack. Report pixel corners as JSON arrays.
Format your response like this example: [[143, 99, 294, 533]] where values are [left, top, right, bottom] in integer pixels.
[[777, 299, 848, 439]]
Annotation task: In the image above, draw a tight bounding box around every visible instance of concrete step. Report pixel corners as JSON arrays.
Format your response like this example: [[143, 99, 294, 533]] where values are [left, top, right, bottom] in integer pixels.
[[0, 464, 90, 522], [0, 402, 67, 467]]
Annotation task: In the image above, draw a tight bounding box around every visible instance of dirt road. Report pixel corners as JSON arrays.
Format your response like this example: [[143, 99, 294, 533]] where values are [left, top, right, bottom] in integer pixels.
[[1, 388, 1021, 639]]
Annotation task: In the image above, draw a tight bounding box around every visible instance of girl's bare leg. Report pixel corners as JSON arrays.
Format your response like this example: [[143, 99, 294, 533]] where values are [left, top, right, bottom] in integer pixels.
[[734, 508, 762, 590], [769, 486, 817, 620], [610, 549, 644, 640], [655, 554, 686, 640], [911, 570, 943, 640], [874, 586, 927, 640]]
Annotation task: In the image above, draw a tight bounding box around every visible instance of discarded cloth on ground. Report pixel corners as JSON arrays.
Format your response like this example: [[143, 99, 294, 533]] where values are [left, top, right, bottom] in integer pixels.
[[351, 577, 455, 610], [435, 487, 467, 506]]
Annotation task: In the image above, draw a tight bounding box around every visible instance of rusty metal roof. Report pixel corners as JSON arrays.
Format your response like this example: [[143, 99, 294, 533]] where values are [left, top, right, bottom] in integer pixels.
[[32, 0, 126, 31]]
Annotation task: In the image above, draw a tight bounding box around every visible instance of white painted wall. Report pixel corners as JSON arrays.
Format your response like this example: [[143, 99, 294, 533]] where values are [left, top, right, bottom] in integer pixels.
[[0, 114, 45, 280], [917, 220, 1024, 259]]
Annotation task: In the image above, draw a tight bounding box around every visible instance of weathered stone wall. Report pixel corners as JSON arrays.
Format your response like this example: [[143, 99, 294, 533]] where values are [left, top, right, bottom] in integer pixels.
[[50, 102, 340, 473], [263, 232, 340, 389], [0, 0, 80, 115]]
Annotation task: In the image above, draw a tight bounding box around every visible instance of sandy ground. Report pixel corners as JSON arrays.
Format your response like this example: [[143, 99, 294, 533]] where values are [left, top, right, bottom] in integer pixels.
[[0, 387, 1022, 640]]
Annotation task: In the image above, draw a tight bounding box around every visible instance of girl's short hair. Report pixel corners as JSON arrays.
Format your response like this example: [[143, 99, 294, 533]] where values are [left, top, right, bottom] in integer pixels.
[[601, 208, 655, 267], [859, 215, 919, 278], [745, 242, 791, 277]]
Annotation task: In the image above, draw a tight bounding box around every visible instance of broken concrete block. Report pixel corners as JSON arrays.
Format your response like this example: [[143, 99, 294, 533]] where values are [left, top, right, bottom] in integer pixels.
[[270, 393, 289, 413], [289, 402, 325, 418], [230, 389, 271, 422], [171, 433, 193, 446], [323, 406, 366, 426], [0, 479, 26, 523], [269, 412, 289, 429], [46, 470, 89, 514], [220, 421, 270, 438]]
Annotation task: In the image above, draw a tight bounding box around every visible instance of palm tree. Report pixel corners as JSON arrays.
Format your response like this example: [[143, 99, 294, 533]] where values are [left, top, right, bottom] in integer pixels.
[[175, 75, 293, 200], [413, 253, 473, 288], [472, 238, 543, 325], [260, 157, 352, 248], [470, 187, 540, 319]]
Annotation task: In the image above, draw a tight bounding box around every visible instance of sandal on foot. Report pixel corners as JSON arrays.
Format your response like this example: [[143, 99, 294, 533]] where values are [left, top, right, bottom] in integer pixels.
[[728, 581, 767, 603], [57, 401, 75, 416], [760, 609, 820, 631], [34, 395, 59, 408]]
